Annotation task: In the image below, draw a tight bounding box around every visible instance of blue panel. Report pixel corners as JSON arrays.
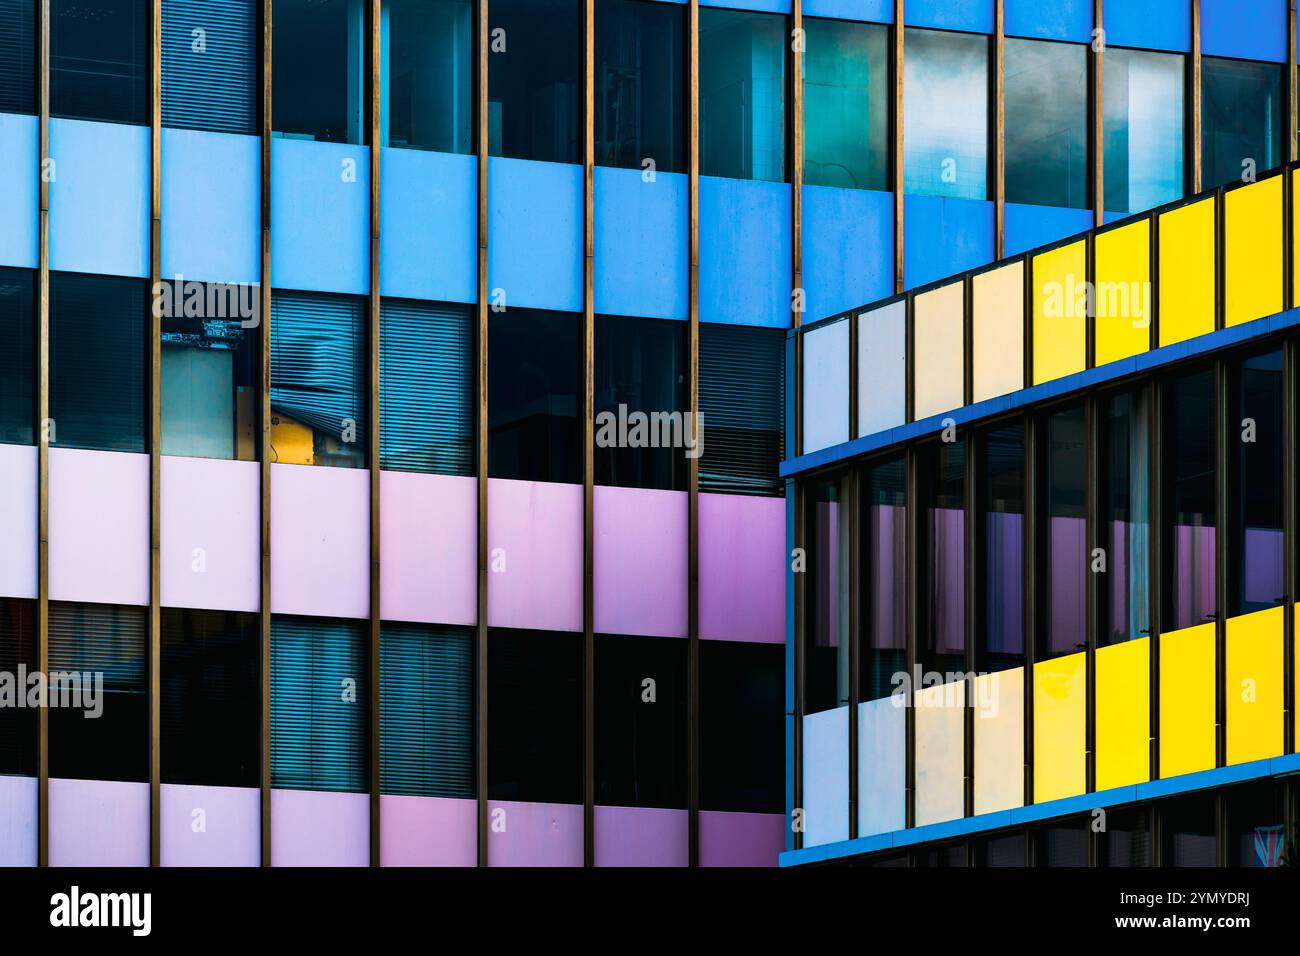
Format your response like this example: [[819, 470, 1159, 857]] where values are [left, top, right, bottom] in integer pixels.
[[1104, 0, 1190, 52], [802, 186, 892, 325], [902, 195, 993, 290], [1202, 0, 1286, 62], [905, 0, 993, 34], [1005, 0, 1092, 43], [857, 301, 906, 436], [1004, 202, 1092, 258], [488, 157, 583, 313], [271, 138, 370, 295], [802, 707, 849, 847], [700, 0, 791, 13], [594, 166, 688, 321], [784, 478, 796, 852], [49, 119, 150, 278], [859, 697, 906, 837], [700, 176, 792, 328], [380, 148, 476, 305], [161, 128, 260, 286], [0, 112, 37, 269], [804, 0, 893, 22], [801, 317, 850, 453]]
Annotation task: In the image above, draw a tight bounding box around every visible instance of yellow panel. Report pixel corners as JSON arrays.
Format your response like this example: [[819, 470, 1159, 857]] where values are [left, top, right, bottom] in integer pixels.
[[270, 414, 315, 465], [973, 667, 1024, 815], [913, 281, 965, 420], [914, 680, 966, 827], [1159, 622, 1216, 778], [1157, 198, 1216, 347], [1032, 241, 1087, 385], [1094, 220, 1150, 366], [1225, 606, 1284, 765], [1293, 170, 1300, 306], [1296, 605, 1300, 749], [971, 261, 1024, 403], [1224, 176, 1283, 327], [1033, 653, 1086, 803], [1094, 638, 1150, 790]]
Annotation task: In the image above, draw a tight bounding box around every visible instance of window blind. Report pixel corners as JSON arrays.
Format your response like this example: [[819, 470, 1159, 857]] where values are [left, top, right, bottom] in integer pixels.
[[0, 598, 36, 776], [0, 0, 35, 114], [698, 322, 784, 496], [161, 0, 257, 134]]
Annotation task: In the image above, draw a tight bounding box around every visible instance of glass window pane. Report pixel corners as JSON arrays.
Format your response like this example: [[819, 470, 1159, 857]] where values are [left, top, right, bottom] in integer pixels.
[[1227, 782, 1286, 867], [1231, 350, 1284, 615], [1033, 819, 1089, 866], [382, 0, 473, 153], [0, 267, 34, 446], [161, 0, 258, 135], [0, 599, 36, 776], [1101, 807, 1153, 867], [807, 474, 850, 714], [0, 0, 36, 115], [1165, 368, 1217, 631], [979, 423, 1025, 671], [920, 441, 965, 675], [903, 27, 987, 200], [1041, 403, 1086, 659], [1161, 793, 1217, 866], [1004, 38, 1087, 209], [804, 17, 888, 190], [976, 832, 1025, 866], [1202, 56, 1283, 190], [698, 322, 785, 496], [699, 7, 786, 182], [596, 0, 685, 173], [1101, 389, 1151, 646], [51, 0, 147, 124], [1104, 48, 1184, 214], [488, 0, 581, 163], [700, 641, 782, 813], [914, 843, 968, 866], [273, 0, 367, 144], [862, 457, 906, 701]]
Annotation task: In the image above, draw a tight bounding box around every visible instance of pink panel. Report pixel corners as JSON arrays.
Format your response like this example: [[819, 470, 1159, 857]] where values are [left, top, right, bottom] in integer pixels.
[[0, 775, 36, 866], [699, 492, 785, 643], [486, 800, 583, 867], [0, 444, 37, 599], [380, 794, 476, 866], [270, 464, 369, 619], [49, 448, 149, 606], [593, 486, 687, 638], [161, 783, 260, 867], [271, 789, 369, 866], [699, 810, 784, 867], [594, 805, 688, 867], [487, 479, 582, 632], [49, 778, 149, 867], [161, 456, 260, 612], [379, 472, 476, 626]]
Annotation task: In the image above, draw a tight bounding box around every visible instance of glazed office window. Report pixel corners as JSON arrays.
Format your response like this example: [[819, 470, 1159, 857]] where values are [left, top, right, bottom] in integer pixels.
[[698, 322, 784, 496], [595, 634, 687, 809], [914, 844, 968, 867], [1100, 389, 1151, 646], [0, 267, 34, 445], [1161, 793, 1218, 866], [160, 608, 259, 788], [382, 0, 473, 153], [699, 640, 782, 813], [50, 272, 147, 453], [699, 6, 786, 182], [1100, 807, 1153, 867], [918, 440, 965, 676], [379, 622, 474, 799], [270, 291, 367, 469], [273, 0, 367, 144], [804, 17, 888, 191], [1004, 38, 1088, 209], [379, 298, 474, 475], [0, 599, 36, 776], [979, 423, 1025, 672], [488, 308, 581, 484], [161, 0, 258, 134], [1164, 368, 1217, 631], [976, 832, 1026, 866], [488, 0, 581, 164], [160, 284, 259, 461], [51, 0, 147, 124], [1230, 351, 1284, 615], [594, 313, 688, 491], [1032, 819, 1089, 866], [47, 602, 147, 783], [1201, 56, 1283, 190], [595, 0, 686, 174], [861, 456, 906, 701], [1227, 782, 1286, 867], [1103, 48, 1184, 214], [270, 615, 368, 793], [903, 28, 988, 201], [1040, 403, 1086, 659], [0, 0, 36, 114], [488, 628, 582, 804], [806, 474, 849, 715]]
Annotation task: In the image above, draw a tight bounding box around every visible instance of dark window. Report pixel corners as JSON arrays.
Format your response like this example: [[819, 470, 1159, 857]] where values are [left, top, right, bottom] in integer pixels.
[[976, 831, 1026, 866], [914, 843, 967, 867], [1040, 403, 1086, 659], [488, 0, 581, 164], [1227, 782, 1286, 867], [488, 628, 582, 804], [0, 0, 36, 114], [804, 17, 888, 190], [1230, 350, 1284, 616], [1100, 389, 1151, 646], [1101, 807, 1153, 867], [903, 27, 987, 200], [866, 853, 909, 867], [161, 0, 257, 134], [0, 267, 34, 446], [1104, 47, 1184, 214], [488, 308, 581, 484], [383, 0, 474, 153], [1161, 793, 1218, 866], [1033, 819, 1089, 866], [862, 456, 906, 701], [595, 0, 685, 173], [51, 0, 148, 124], [919, 440, 964, 676], [698, 321, 784, 496], [806, 474, 848, 714], [1202, 56, 1283, 190], [699, 640, 782, 813], [1004, 38, 1088, 209], [699, 7, 786, 182], [1164, 368, 1217, 631], [978, 423, 1025, 672], [0, 599, 36, 776], [161, 608, 259, 788], [272, 0, 366, 144], [50, 272, 146, 453]]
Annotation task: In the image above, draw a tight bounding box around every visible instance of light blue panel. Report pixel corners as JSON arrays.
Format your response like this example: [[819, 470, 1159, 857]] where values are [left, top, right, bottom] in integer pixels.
[[161, 129, 260, 286], [903, 195, 993, 290], [380, 148, 476, 305], [700, 0, 791, 13], [700, 176, 792, 328], [905, 0, 993, 33], [271, 138, 370, 295], [804, 0, 892, 22], [1104, 0, 1190, 52], [594, 166, 687, 321], [0, 113, 37, 269], [1004, 201, 1092, 258], [802, 317, 850, 454], [49, 119, 150, 278], [1005, 0, 1092, 43], [858, 301, 906, 436], [802, 185, 892, 325], [1202, 0, 1286, 62], [488, 157, 582, 313], [859, 696, 906, 837], [802, 706, 849, 848]]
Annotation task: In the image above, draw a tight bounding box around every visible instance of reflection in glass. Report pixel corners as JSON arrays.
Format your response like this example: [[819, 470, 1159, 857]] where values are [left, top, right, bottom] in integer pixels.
[[903, 28, 987, 200], [383, 0, 473, 153], [1165, 369, 1217, 630], [862, 457, 906, 701], [1162, 794, 1217, 866], [488, 0, 582, 163], [273, 0, 367, 144], [1041, 403, 1086, 659], [1101, 808, 1153, 866], [1202, 56, 1282, 189], [1228, 783, 1286, 867], [804, 17, 888, 190], [1101, 389, 1150, 646], [596, 0, 685, 173], [807, 475, 849, 714], [0, 268, 34, 445], [51, 0, 147, 124], [1004, 38, 1087, 209], [979, 423, 1024, 672], [700, 7, 786, 182], [920, 441, 965, 676], [1104, 48, 1184, 214], [1231, 351, 1284, 615]]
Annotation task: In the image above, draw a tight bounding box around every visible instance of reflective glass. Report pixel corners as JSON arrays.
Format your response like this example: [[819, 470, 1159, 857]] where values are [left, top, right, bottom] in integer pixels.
[[273, 0, 367, 144], [596, 0, 685, 173], [1104, 48, 1184, 214], [1004, 38, 1087, 209], [1202, 56, 1283, 189], [383, 0, 474, 153], [700, 7, 786, 182], [903, 27, 987, 200], [804, 17, 888, 190]]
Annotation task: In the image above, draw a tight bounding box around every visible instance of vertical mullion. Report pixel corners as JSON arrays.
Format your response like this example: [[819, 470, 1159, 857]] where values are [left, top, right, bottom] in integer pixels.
[[148, 0, 163, 869], [1191, 0, 1202, 194], [893, 3, 904, 294], [1285, 337, 1296, 757], [1023, 410, 1037, 808], [993, 1, 1004, 261], [1085, 395, 1098, 796], [846, 467, 860, 839], [963, 431, 977, 819], [36, 0, 50, 871], [258, 0, 273, 869], [475, 0, 490, 869], [1289, 0, 1297, 164], [792, 0, 802, 329], [687, 0, 701, 868], [1092, 0, 1104, 227], [1215, 358, 1228, 768], [367, 0, 382, 869], [1149, 375, 1163, 779], [904, 445, 917, 828], [581, 0, 596, 870]]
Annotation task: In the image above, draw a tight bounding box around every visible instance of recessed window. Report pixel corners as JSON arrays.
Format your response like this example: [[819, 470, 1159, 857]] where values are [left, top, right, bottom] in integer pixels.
[[0, 599, 36, 777], [699, 7, 786, 182], [0, 268, 34, 446], [804, 17, 888, 190], [698, 322, 784, 497], [1227, 782, 1286, 867], [1039, 403, 1086, 660], [161, 0, 257, 134], [1104, 48, 1184, 214], [383, 0, 474, 153], [919, 440, 965, 675], [0, 0, 36, 115], [1033, 818, 1089, 866], [862, 456, 906, 701], [1230, 350, 1284, 616], [1004, 38, 1087, 209], [51, 0, 148, 124], [273, 0, 367, 144], [806, 474, 849, 715], [903, 28, 988, 200], [1164, 368, 1217, 631], [1100, 388, 1151, 646], [700, 640, 782, 813], [978, 423, 1025, 672], [1161, 793, 1218, 866], [1202, 56, 1283, 190], [488, 0, 582, 164], [1100, 807, 1152, 867]]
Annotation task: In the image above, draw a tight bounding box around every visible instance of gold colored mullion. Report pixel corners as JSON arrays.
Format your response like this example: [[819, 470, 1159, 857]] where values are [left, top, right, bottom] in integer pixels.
[[36, 0, 51, 871], [148, 0, 163, 870]]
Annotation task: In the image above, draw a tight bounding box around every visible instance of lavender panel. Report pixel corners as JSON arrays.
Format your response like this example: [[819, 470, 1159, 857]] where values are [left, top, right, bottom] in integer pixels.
[[380, 794, 477, 867], [0, 444, 37, 599], [160, 783, 260, 867], [1172, 524, 1217, 630], [379, 472, 477, 627], [593, 486, 688, 638], [0, 775, 36, 866], [698, 810, 783, 867], [48, 778, 149, 867], [1243, 527, 1284, 608], [270, 789, 369, 866], [594, 805, 689, 867], [486, 800, 584, 867], [161, 456, 260, 612], [486, 479, 583, 633], [699, 492, 785, 643]]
